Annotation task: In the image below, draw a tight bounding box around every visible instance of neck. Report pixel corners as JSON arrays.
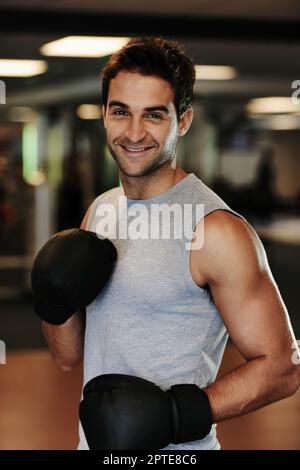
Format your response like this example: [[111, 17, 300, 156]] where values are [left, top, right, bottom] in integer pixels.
[[120, 163, 188, 200]]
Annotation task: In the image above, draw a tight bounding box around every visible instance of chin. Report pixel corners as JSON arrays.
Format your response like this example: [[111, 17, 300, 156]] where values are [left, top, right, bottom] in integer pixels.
[[116, 161, 149, 178], [120, 167, 149, 178], [116, 153, 168, 178]]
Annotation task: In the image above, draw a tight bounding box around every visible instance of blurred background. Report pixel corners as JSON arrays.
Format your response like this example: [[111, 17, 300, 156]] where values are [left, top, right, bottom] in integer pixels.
[[0, 0, 299, 450]]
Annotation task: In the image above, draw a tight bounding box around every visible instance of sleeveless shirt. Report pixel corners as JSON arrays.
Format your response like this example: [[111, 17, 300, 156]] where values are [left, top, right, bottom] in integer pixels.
[[77, 173, 246, 450]]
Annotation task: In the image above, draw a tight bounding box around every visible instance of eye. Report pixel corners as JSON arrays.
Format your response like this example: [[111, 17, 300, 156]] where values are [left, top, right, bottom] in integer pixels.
[[112, 109, 129, 116], [146, 113, 163, 120]]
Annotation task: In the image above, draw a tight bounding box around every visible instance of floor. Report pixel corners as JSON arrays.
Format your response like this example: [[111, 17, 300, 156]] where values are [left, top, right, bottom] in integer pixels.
[[0, 237, 299, 450], [0, 342, 299, 450]]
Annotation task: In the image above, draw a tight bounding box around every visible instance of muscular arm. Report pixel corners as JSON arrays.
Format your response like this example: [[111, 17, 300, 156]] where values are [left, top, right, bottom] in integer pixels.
[[192, 210, 300, 423], [42, 207, 91, 371]]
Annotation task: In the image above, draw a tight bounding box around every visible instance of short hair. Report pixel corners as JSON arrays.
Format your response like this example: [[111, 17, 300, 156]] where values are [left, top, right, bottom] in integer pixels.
[[101, 37, 195, 120]]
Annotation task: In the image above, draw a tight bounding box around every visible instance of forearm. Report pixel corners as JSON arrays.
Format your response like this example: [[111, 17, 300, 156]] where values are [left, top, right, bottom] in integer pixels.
[[204, 356, 298, 423], [42, 310, 85, 371]]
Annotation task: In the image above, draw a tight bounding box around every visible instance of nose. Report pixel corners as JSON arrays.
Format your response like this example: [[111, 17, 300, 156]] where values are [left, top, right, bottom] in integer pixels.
[[124, 116, 147, 143]]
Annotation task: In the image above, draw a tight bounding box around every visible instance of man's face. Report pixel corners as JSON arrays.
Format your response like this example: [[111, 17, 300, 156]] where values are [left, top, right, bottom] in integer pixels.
[[102, 71, 185, 178]]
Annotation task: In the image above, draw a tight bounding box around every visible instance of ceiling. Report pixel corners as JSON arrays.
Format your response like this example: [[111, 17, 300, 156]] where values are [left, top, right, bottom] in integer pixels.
[[0, 0, 300, 20], [0, 1, 300, 109]]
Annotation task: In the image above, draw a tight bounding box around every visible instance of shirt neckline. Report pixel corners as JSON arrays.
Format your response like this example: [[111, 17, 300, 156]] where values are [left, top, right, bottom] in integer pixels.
[[123, 173, 196, 206]]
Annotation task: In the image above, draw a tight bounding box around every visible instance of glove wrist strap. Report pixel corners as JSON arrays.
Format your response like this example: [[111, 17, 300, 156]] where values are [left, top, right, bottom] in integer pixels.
[[168, 384, 213, 444]]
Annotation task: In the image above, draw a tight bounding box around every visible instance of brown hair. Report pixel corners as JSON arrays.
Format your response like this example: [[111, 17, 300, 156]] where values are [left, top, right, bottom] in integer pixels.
[[101, 37, 195, 120]]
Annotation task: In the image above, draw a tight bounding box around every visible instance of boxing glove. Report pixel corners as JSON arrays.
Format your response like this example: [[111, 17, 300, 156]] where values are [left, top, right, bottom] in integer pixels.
[[79, 373, 212, 450], [31, 228, 117, 325]]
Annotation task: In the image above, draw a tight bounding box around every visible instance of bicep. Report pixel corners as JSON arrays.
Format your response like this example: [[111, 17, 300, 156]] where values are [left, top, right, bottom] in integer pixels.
[[210, 269, 294, 364], [202, 213, 296, 365]]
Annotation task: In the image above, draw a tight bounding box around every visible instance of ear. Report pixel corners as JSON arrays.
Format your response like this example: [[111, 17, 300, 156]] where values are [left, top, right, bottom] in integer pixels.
[[102, 105, 107, 128], [178, 107, 193, 136]]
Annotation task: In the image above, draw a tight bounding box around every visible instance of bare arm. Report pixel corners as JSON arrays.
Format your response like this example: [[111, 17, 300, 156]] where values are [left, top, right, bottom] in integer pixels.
[[42, 311, 85, 371], [42, 207, 91, 371], [192, 210, 300, 423]]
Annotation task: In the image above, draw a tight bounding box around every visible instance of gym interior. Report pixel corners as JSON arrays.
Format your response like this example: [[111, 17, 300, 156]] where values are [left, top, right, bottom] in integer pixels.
[[0, 1, 299, 450]]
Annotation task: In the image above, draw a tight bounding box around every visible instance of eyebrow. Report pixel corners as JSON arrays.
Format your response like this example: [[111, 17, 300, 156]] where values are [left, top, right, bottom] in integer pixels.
[[108, 100, 169, 114]]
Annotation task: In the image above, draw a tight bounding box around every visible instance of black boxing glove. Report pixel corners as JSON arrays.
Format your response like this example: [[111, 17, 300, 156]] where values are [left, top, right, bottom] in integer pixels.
[[31, 228, 117, 325], [79, 374, 212, 450]]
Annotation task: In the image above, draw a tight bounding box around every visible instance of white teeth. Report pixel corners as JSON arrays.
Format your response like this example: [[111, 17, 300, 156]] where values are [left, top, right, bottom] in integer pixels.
[[126, 147, 146, 152]]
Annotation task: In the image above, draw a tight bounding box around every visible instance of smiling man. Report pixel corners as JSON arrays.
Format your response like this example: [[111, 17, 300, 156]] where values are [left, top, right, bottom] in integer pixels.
[[42, 37, 300, 450], [104, 71, 189, 183]]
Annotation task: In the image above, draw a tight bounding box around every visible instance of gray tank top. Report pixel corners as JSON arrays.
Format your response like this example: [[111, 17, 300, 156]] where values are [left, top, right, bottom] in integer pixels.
[[78, 173, 246, 450]]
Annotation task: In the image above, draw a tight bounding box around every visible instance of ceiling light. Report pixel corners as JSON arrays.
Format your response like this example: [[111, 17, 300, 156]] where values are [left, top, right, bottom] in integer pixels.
[[195, 65, 237, 80], [248, 114, 300, 130], [268, 115, 300, 130], [246, 97, 299, 114], [40, 36, 130, 58], [76, 104, 102, 120], [270, 114, 300, 131], [0, 59, 47, 77]]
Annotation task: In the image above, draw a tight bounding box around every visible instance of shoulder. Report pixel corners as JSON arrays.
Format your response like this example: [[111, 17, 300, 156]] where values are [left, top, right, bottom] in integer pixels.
[[192, 210, 268, 287], [204, 210, 254, 245], [91, 186, 122, 206], [80, 186, 122, 230], [186, 174, 229, 207]]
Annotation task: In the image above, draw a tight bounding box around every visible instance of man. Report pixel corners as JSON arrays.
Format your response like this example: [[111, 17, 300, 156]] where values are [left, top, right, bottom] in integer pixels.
[[43, 37, 300, 450]]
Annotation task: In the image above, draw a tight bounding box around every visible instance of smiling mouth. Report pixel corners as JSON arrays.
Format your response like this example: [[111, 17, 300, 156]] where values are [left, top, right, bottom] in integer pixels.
[[120, 145, 155, 154]]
